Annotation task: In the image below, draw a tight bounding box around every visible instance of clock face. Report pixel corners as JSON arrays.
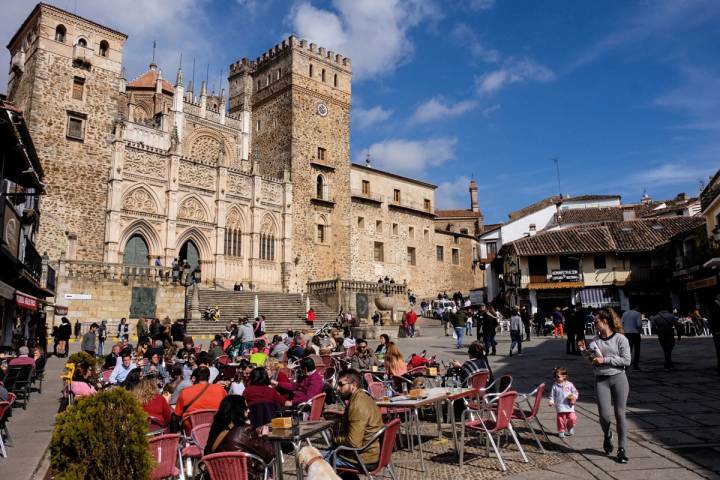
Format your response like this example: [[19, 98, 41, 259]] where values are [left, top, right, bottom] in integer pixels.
[[316, 102, 328, 117]]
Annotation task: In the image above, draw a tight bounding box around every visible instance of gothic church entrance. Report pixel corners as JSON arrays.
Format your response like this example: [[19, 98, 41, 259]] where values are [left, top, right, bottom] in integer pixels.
[[123, 234, 149, 265], [179, 240, 199, 270]]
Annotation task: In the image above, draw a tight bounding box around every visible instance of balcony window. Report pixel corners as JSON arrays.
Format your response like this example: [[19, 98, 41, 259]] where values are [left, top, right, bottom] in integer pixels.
[[559, 254, 580, 271], [424, 198, 431, 211], [72, 77, 85, 100], [55, 25, 66, 43], [393, 189, 401, 203], [407, 247, 416, 265], [362, 180, 370, 195], [486, 241, 497, 256], [77, 37, 87, 47], [99, 40, 109, 57], [528, 256, 547, 276]]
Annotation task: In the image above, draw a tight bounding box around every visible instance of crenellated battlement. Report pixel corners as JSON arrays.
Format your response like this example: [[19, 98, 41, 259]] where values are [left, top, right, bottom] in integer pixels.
[[229, 35, 351, 75]]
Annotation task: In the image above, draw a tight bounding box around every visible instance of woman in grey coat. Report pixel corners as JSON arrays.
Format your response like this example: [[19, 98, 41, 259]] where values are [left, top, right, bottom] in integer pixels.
[[579, 308, 631, 464]]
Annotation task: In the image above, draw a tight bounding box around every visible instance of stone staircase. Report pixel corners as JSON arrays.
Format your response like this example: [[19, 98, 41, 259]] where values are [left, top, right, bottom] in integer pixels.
[[183, 289, 338, 339]]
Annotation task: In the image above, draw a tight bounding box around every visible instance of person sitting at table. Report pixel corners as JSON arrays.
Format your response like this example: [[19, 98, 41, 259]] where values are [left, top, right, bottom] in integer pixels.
[[142, 348, 171, 385], [350, 339, 378, 371], [204, 395, 275, 480], [176, 336, 196, 359], [229, 360, 253, 395], [103, 343, 122, 370], [175, 367, 227, 424], [269, 335, 289, 360], [167, 364, 192, 405], [70, 361, 97, 398], [9, 346, 36, 369], [109, 351, 136, 385], [384, 342, 407, 378], [273, 357, 323, 406], [374, 334, 390, 361], [243, 367, 286, 408], [133, 375, 171, 429], [325, 368, 384, 471], [197, 352, 220, 383], [448, 341, 493, 386]]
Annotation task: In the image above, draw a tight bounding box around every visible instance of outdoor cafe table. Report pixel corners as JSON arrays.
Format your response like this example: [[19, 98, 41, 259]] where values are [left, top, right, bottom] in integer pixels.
[[375, 387, 477, 472], [266, 419, 336, 480]]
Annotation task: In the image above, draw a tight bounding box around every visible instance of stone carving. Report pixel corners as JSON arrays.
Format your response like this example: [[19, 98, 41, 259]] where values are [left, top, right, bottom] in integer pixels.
[[124, 149, 167, 178], [228, 173, 252, 197], [190, 135, 223, 164], [260, 214, 276, 234], [122, 188, 156, 213], [177, 197, 207, 222], [261, 180, 282, 204], [226, 208, 243, 228], [178, 161, 215, 190]]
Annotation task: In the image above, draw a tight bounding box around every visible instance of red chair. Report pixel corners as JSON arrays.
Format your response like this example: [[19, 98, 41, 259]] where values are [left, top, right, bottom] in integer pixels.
[[466, 370, 490, 410], [182, 408, 217, 435], [332, 418, 401, 480], [511, 383, 550, 453], [101, 369, 113, 383], [201, 451, 272, 480], [147, 415, 168, 435], [0, 395, 15, 458], [181, 423, 212, 467], [459, 391, 528, 471], [148, 433, 182, 479], [307, 393, 326, 421]]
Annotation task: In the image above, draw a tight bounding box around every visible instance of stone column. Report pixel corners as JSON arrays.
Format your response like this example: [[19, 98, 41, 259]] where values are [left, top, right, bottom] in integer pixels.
[[104, 124, 126, 263], [165, 155, 180, 263], [281, 168, 293, 292], [215, 154, 228, 283]]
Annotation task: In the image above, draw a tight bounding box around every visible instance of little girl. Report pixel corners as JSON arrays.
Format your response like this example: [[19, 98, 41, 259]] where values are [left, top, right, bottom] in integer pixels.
[[549, 367, 579, 438]]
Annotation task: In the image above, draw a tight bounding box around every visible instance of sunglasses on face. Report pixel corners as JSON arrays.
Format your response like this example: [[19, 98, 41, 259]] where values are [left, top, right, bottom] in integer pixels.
[[337, 381, 351, 387]]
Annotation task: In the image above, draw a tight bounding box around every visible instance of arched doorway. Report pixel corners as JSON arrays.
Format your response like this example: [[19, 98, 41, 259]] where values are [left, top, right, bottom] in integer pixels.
[[123, 234, 149, 265], [179, 240, 200, 270]]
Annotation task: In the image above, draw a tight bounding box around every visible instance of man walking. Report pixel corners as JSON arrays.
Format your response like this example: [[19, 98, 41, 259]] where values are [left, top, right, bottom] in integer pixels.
[[238, 317, 255, 354], [621, 305, 643, 370], [650, 309, 681, 371], [81, 322, 98, 355], [405, 308, 417, 338], [520, 305, 531, 341], [509, 307, 524, 356], [452, 307, 467, 349], [476, 304, 497, 356]]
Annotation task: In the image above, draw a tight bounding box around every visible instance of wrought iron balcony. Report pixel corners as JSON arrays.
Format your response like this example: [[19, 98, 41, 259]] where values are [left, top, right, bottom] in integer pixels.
[[23, 238, 42, 282]]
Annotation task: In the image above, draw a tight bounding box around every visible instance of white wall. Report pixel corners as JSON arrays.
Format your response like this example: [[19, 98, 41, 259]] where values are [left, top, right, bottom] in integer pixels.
[[500, 204, 557, 244], [560, 198, 620, 209]]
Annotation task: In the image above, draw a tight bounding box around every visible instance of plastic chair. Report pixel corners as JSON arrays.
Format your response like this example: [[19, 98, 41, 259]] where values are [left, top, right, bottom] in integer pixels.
[[101, 369, 113, 383], [459, 391, 528, 471], [641, 319, 652, 336], [181, 423, 212, 471], [32, 360, 46, 393], [511, 383, 550, 453], [6, 365, 33, 409], [466, 370, 490, 410], [307, 393, 326, 421], [332, 418, 401, 480], [148, 433, 182, 479], [201, 451, 272, 480], [0, 397, 14, 458], [147, 415, 168, 435]]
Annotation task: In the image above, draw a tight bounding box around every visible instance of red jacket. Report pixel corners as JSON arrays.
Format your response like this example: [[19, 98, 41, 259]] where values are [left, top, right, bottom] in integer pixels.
[[278, 370, 324, 405], [406, 310, 417, 326], [243, 384, 286, 407], [144, 394, 172, 427]]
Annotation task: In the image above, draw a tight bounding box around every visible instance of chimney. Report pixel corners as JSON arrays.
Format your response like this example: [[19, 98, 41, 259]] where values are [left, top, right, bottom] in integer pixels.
[[622, 207, 636, 221], [469, 180, 479, 213], [675, 192, 687, 202], [528, 224, 537, 236]]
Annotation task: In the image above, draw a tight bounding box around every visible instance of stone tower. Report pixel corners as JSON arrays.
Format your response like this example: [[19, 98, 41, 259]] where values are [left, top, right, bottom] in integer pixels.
[[228, 37, 353, 292], [6, 4, 127, 262]]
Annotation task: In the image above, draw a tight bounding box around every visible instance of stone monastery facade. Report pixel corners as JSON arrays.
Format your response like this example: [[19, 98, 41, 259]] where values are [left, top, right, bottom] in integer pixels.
[[6, 4, 484, 299]]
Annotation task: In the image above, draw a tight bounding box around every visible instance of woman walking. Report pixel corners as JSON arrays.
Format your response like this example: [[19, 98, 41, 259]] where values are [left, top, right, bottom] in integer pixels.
[[579, 308, 631, 464]]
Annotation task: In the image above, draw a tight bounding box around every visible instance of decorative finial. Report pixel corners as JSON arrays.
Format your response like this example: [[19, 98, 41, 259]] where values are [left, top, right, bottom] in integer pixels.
[[365, 152, 371, 167]]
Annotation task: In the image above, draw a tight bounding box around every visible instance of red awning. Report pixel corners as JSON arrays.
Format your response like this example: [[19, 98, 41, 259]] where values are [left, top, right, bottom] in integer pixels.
[[16, 291, 38, 311]]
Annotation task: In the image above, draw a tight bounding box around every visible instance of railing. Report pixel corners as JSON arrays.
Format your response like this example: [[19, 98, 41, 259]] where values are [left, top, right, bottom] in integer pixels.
[[307, 278, 407, 296], [61, 260, 176, 284], [350, 189, 383, 203], [44, 263, 56, 293], [23, 238, 42, 282], [388, 197, 434, 215]]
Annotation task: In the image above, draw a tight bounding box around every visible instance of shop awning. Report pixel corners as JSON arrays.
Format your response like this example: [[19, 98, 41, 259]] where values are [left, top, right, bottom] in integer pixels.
[[16, 291, 38, 311], [528, 281, 584, 290], [575, 287, 619, 308]]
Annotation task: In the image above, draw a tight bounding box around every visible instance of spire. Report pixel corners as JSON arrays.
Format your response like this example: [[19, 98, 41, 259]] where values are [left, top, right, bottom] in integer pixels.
[[200, 80, 207, 96], [149, 40, 157, 70], [175, 52, 183, 87], [156, 69, 164, 94]]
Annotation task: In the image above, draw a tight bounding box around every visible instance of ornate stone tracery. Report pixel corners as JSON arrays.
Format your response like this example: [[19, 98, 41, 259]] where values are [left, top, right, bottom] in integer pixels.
[[122, 187, 157, 213], [177, 197, 207, 222], [178, 161, 215, 189], [228, 173, 252, 197], [190, 134, 223, 164]]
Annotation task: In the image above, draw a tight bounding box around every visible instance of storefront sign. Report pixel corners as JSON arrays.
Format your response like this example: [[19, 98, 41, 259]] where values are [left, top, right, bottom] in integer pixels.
[[550, 269, 581, 282], [2, 203, 21, 259], [16, 292, 38, 311], [54, 305, 69, 315], [687, 276, 717, 291], [64, 293, 91, 300]]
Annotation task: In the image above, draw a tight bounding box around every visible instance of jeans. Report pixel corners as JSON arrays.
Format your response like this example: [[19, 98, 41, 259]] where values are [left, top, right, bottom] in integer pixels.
[[98, 339, 105, 356], [483, 334, 497, 354], [454, 327, 465, 349], [465, 322, 472, 336], [407, 324, 415, 338], [510, 330, 522, 354], [625, 333, 641, 368], [322, 449, 377, 476], [566, 331, 577, 354], [242, 341, 254, 354]]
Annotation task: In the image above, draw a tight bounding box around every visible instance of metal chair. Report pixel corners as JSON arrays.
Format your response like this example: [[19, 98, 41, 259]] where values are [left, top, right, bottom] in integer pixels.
[[182, 408, 218, 436], [459, 391, 528, 471], [201, 451, 272, 480], [511, 383, 550, 453], [181, 423, 211, 476], [5, 365, 32, 410], [0, 394, 16, 458], [332, 418, 401, 480]]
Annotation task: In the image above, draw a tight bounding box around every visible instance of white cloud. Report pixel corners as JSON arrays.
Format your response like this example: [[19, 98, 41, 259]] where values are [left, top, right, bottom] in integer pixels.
[[481, 104, 501, 117], [451, 23, 499, 63], [409, 97, 478, 125], [468, 0, 495, 10], [354, 105, 393, 130], [357, 137, 457, 175], [291, 0, 438, 81], [436, 175, 473, 209], [476, 58, 555, 94]]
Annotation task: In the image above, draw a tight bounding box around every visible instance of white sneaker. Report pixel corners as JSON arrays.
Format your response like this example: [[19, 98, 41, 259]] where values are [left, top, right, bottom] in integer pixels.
[[568, 428, 575, 436], [558, 432, 565, 438]]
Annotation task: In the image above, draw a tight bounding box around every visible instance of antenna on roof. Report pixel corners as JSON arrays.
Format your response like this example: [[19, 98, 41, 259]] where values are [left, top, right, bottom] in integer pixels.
[[179, 52, 183, 69], [365, 152, 372, 167], [553, 157, 562, 199]]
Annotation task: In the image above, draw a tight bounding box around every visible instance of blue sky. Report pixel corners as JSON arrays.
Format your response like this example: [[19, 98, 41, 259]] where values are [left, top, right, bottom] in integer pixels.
[[2, 0, 719, 223]]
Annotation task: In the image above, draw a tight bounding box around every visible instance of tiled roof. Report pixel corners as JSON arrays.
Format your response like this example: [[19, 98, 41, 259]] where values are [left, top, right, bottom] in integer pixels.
[[435, 209, 482, 218], [555, 207, 624, 224], [563, 194, 621, 202], [508, 216, 705, 256], [700, 169, 720, 211], [128, 68, 174, 92], [482, 223, 502, 233], [508, 196, 561, 221]]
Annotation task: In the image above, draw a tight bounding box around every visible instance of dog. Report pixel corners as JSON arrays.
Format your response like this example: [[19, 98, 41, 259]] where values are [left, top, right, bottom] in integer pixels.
[[297, 445, 343, 480]]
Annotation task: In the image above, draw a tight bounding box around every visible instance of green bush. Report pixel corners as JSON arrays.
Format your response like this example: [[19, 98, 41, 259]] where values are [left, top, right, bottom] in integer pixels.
[[50, 388, 154, 480], [66, 351, 102, 383]]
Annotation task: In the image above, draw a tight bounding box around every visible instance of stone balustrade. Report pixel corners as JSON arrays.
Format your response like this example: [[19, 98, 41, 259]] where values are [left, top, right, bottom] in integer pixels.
[[307, 278, 406, 296], [60, 260, 177, 283]]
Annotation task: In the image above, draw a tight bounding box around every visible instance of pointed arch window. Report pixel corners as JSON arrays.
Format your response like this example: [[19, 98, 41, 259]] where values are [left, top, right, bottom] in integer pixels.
[[77, 38, 87, 48], [259, 233, 275, 261], [316, 174, 325, 200], [55, 25, 66, 43], [224, 227, 242, 257]]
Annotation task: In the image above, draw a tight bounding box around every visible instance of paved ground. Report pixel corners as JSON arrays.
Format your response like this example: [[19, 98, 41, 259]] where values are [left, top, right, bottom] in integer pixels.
[[3, 317, 719, 479]]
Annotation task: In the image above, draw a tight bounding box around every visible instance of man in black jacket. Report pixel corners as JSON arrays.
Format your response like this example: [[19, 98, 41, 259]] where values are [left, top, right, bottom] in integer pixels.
[[476, 305, 497, 355]]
